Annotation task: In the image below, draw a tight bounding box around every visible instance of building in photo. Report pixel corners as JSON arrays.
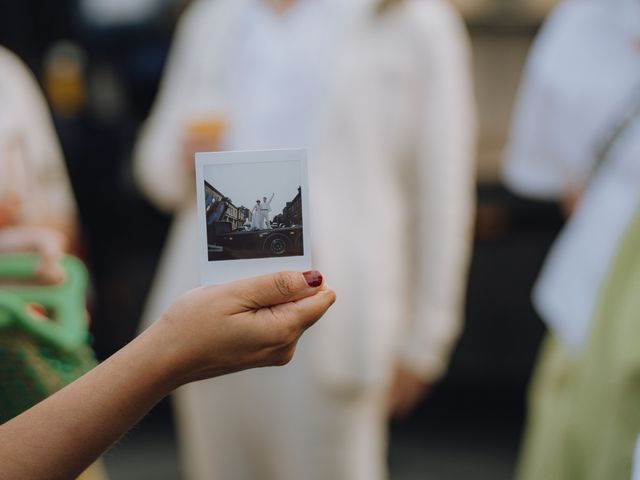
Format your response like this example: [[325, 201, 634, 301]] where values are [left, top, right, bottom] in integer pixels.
[[279, 186, 302, 226], [204, 181, 250, 230]]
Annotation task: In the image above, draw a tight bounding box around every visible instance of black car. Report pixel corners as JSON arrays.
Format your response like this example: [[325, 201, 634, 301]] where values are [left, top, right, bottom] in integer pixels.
[[207, 221, 303, 261]]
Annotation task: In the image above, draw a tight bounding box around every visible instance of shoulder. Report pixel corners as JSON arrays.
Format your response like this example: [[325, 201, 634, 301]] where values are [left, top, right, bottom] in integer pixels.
[[403, 0, 468, 38], [0, 46, 38, 90], [0, 46, 46, 111], [530, 0, 606, 64], [179, 0, 224, 26], [174, 0, 245, 40], [398, 0, 471, 61], [390, 0, 471, 71], [539, 0, 604, 35], [525, 0, 608, 87]]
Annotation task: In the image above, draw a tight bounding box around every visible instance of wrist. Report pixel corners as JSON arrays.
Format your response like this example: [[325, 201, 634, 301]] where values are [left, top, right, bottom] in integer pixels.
[[136, 313, 215, 393], [118, 325, 184, 399]]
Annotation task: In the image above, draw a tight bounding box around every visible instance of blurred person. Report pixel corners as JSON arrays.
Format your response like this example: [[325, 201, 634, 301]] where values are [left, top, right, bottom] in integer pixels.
[[0, 45, 106, 480], [0, 45, 78, 242], [0, 269, 335, 480], [503, 0, 640, 478], [134, 0, 475, 479]]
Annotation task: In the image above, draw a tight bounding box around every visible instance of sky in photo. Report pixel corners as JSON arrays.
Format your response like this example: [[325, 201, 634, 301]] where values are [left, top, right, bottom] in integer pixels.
[[204, 160, 301, 217]]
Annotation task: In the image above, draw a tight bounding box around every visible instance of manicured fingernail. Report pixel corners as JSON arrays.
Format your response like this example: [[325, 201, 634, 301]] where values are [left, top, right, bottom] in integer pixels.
[[303, 270, 323, 288]]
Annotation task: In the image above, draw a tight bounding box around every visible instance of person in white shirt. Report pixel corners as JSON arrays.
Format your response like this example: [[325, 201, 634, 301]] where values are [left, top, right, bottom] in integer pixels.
[[502, 0, 640, 478], [261, 192, 274, 229], [251, 199, 263, 230], [134, 1, 475, 478]]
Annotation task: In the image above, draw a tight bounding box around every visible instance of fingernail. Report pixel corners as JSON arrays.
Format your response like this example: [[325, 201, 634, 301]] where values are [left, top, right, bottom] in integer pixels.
[[303, 270, 323, 288]]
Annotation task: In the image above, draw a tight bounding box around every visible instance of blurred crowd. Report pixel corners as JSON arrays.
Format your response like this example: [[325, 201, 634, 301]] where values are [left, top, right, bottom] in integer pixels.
[[1, 0, 639, 479]]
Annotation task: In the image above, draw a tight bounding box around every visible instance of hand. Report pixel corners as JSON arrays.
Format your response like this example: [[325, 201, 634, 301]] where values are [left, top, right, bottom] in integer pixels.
[[0, 196, 22, 228], [387, 362, 431, 419], [147, 270, 335, 388], [0, 226, 68, 284], [0, 271, 334, 480], [562, 189, 582, 217]]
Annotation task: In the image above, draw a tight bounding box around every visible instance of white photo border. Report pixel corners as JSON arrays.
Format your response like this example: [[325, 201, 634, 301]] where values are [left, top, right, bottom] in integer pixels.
[[195, 149, 312, 285]]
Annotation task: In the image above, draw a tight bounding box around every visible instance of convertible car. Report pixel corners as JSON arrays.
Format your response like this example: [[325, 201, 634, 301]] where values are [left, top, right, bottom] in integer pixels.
[[207, 221, 303, 261]]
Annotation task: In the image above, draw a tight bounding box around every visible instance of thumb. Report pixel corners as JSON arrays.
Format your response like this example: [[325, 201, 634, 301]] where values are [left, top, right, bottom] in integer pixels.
[[227, 271, 324, 309]]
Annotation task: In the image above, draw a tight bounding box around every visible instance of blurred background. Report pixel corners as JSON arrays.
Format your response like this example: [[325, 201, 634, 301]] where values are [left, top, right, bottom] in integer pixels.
[[0, 0, 567, 478]]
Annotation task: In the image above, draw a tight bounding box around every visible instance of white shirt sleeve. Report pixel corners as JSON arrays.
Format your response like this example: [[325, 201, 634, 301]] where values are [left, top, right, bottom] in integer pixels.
[[399, 1, 477, 382], [502, 58, 574, 199], [132, 1, 216, 213], [502, 0, 586, 200]]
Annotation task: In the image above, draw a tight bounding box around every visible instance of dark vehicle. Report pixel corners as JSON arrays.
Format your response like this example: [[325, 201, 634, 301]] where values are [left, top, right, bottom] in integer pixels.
[[207, 221, 303, 261]]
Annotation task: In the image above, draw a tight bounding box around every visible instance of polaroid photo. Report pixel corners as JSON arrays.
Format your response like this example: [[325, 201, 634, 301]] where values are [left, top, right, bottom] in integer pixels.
[[195, 149, 311, 285]]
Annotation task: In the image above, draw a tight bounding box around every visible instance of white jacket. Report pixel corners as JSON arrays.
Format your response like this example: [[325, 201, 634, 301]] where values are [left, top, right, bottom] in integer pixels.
[[135, 0, 476, 390]]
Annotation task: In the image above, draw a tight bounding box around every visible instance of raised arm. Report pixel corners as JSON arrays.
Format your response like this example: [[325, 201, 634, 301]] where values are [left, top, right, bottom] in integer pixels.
[[0, 271, 335, 480]]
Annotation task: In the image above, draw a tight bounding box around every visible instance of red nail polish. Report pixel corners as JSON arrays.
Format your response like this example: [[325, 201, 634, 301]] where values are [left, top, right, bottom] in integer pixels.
[[303, 270, 323, 288]]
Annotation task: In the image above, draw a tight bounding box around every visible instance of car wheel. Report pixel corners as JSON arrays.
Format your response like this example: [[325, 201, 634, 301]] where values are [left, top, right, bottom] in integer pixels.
[[263, 234, 291, 256]]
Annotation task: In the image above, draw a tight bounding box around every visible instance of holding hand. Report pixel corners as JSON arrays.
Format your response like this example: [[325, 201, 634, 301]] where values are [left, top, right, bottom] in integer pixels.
[[148, 270, 335, 388], [0, 270, 334, 480], [0, 226, 68, 283]]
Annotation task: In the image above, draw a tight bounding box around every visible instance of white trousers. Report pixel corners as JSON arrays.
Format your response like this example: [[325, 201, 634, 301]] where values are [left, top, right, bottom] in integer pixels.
[[260, 210, 271, 229], [173, 343, 388, 480]]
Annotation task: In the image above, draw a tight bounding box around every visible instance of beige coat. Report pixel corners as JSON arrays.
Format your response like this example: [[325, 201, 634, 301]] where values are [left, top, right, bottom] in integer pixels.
[[135, 0, 475, 389], [134, 1, 475, 478]]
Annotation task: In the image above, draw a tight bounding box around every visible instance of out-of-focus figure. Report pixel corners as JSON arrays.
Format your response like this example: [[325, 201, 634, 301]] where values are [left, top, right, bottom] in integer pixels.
[[134, 0, 475, 479], [0, 46, 78, 240], [503, 0, 640, 478], [0, 45, 107, 480]]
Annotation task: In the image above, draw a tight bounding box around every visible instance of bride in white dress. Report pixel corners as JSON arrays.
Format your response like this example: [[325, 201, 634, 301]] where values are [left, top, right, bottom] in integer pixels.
[[250, 200, 262, 230]]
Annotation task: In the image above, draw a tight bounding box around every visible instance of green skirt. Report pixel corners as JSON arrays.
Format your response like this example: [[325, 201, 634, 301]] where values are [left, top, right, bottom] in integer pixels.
[[518, 209, 640, 480]]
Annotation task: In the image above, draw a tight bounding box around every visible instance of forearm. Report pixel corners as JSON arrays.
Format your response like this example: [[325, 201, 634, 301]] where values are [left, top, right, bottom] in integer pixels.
[[0, 271, 334, 479], [0, 329, 175, 480]]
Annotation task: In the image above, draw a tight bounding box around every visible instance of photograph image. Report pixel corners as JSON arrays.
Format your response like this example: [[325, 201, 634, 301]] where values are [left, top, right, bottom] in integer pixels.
[[203, 159, 304, 261]]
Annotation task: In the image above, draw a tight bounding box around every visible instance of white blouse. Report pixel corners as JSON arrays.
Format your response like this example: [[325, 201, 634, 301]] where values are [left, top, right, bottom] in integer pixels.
[[221, 0, 337, 150], [503, 0, 640, 352], [134, 0, 476, 387]]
